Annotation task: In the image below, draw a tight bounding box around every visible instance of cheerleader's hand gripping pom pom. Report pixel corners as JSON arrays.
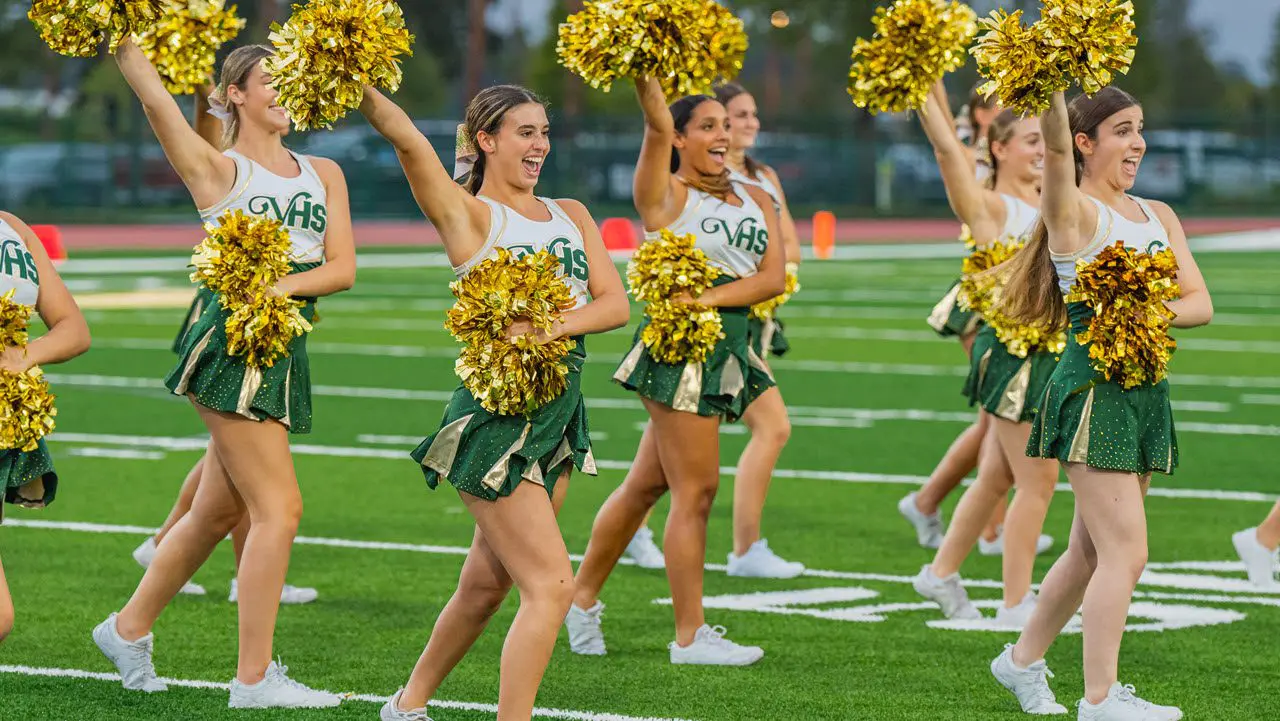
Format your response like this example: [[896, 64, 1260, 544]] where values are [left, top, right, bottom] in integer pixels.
[[0, 290, 57, 452], [750, 269, 800, 322], [627, 230, 725, 364], [135, 0, 246, 95], [847, 0, 978, 114]]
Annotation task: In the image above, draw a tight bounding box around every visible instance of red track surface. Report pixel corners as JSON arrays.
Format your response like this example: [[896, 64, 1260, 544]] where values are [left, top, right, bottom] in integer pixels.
[[56, 217, 1280, 250]]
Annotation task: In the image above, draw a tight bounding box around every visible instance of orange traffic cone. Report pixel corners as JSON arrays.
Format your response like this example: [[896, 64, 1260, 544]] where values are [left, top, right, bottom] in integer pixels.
[[812, 211, 835, 260]]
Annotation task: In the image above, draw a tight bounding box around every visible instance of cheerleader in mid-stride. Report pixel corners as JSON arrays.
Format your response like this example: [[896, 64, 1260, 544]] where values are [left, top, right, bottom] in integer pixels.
[[93, 41, 355, 708], [1232, 502, 1280, 589], [358, 82, 629, 720], [989, 87, 1210, 720], [566, 76, 784, 666], [0, 211, 91, 644], [128, 81, 317, 606]]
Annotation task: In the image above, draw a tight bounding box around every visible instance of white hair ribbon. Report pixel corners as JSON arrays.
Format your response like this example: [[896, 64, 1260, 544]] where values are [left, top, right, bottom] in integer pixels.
[[453, 123, 479, 181], [206, 94, 234, 122]]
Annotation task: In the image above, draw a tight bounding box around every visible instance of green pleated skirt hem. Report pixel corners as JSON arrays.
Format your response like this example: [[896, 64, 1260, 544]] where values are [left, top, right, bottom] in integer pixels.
[[411, 344, 595, 501], [613, 307, 772, 423], [962, 325, 1061, 423], [164, 291, 317, 434], [748, 315, 790, 360], [1, 439, 58, 521], [927, 278, 981, 338], [173, 286, 217, 354], [1026, 304, 1177, 475]]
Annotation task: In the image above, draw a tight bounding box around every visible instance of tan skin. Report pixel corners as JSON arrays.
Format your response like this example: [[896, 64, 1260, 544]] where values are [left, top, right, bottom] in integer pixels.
[[917, 82, 1059, 611], [110, 38, 356, 686], [358, 85, 628, 720], [1010, 90, 1211, 704], [0, 211, 92, 644], [721, 90, 798, 557], [572, 77, 784, 647]]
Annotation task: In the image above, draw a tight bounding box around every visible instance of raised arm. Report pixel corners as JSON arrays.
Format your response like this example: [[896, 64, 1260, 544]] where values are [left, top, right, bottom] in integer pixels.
[[919, 83, 996, 239], [194, 83, 225, 149], [114, 38, 234, 207], [1040, 91, 1091, 254], [274, 158, 356, 298], [549, 200, 630, 337], [632, 77, 681, 226], [0, 213, 90, 373], [359, 86, 487, 262], [760, 166, 801, 265], [697, 186, 786, 308], [1151, 202, 1212, 328]]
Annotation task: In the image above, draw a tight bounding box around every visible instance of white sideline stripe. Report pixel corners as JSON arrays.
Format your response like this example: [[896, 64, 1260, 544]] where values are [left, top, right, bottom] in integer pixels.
[[65, 447, 166, 460], [32, 431, 1280, 504], [1242, 394, 1280, 406], [0, 665, 693, 721]]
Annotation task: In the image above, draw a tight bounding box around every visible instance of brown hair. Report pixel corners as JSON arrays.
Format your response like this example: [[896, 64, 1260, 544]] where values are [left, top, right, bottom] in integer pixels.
[[457, 85, 545, 196], [984, 109, 1021, 189], [713, 82, 765, 179], [991, 87, 1141, 331], [210, 45, 273, 150]]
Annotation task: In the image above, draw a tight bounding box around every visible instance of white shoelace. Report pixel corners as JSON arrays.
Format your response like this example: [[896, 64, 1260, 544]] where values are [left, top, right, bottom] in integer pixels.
[[702, 625, 735, 648], [1115, 684, 1154, 710], [128, 638, 159, 680], [266, 660, 314, 694], [1026, 666, 1057, 706]]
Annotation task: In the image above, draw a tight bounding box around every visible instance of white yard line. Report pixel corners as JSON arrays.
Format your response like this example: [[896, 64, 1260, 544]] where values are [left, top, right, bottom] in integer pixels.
[[0, 665, 694, 721]]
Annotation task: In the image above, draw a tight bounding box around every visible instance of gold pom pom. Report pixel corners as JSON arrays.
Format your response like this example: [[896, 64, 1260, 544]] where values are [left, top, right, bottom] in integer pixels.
[[446, 249, 578, 417], [751, 266, 800, 321], [557, 0, 748, 98], [626, 229, 725, 364], [847, 0, 978, 114], [0, 290, 57, 452], [957, 238, 1018, 318], [641, 299, 725, 364], [264, 0, 415, 131], [1068, 242, 1179, 388], [29, 0, 164, 57], [135, 0, 246, 95], [971, 9, 1066, 115], [1039, 0, 1137, 96], [224, 292, 312, 369]]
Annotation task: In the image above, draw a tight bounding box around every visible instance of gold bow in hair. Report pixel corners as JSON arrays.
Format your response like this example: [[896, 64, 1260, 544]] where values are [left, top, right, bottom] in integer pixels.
[[454, 123, 479, 181]]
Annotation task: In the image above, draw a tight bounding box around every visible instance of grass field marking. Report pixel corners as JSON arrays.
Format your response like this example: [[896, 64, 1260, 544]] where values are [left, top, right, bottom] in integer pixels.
[[35, 430, 1280, 503], [927, 603, 1246, 634], [1241, 394, 1280, 406], [0, 665, 697, 721]]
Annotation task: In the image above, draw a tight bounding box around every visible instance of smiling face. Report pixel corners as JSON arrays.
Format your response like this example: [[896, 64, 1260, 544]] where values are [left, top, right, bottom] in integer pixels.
[[674, 99, 730, 176], [227, 61, 291, 138], [991, 117, 1045, 186], [724, 92, 761, 152], [1077, 104, 1145, 190], [476, 102, 550, 191]]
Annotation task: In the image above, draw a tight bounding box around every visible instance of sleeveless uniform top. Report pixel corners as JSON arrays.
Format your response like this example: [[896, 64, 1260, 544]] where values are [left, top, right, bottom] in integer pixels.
[[654, 181, 769, 279], [728, 167, 781, 212], [454, 197, 591, 311], [0, 217, 40, 309], [1000, 193, 1039, 243], [1053, 196, 1170, 294], [199, 150, 328, 264]]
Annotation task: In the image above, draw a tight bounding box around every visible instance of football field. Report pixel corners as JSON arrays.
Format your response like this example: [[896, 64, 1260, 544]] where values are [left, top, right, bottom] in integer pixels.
[[2, 241, 1279, 720]]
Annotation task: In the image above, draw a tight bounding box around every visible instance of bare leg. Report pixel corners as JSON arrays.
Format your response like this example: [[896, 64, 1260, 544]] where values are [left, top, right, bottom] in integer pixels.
[[154, 455, 207, 546], [398, 473, 572, 712], [930, 420, 1014, 578], [914, 412, 987, 516], [1011, 502, 1097, 667], [732, 386, 791, 556], [230, 514, 250, 571], [1256, 501, 1280, 550], [0, 554, 13, 642], [573, 426, 670, 610], [995, 420, 1059, 607]]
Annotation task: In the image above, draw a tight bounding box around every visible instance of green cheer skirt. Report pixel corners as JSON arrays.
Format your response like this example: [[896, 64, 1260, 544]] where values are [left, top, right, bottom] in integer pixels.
[[748, 315, 790, 360], [173, 286, 216, 354], [927, 278, 981, 338], [1, 439, 57, 521], [1027, 302, 1177, 475], [163, 262, 320, 434], [963, 326, 1062, 423], [412, 339, 596, 501]]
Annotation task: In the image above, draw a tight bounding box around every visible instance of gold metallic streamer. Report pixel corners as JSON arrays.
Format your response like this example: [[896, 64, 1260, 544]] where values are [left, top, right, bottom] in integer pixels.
[[556, 0, 748, 98], [135, 0, 246, 95], [264, 0, 414, 131], [1068, 242, 1179, 388], [446, 249, 578, 417], [627, 229, 725, 364], [847, 0, 978, 114], [29, 0, 164, 57], [750, 265, 800, 321], [0, 290, 57, 452]]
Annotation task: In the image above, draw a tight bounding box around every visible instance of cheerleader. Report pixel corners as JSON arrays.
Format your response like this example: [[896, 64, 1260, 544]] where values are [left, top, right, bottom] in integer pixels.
[[1233, 502, 1280, 588], [957, 83, 1003, 182], [358, 83, 628, 720], [566, 77, 784, 665], [990, 88, 1209, 719], [0, 211, 92, 643], [910, 81, 1059, 629], [93, 41, 354, 708], [130, 82, 317, 605]]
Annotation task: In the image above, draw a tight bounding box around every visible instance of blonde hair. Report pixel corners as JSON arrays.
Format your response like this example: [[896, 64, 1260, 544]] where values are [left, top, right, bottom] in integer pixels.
[[210, 45, 274, 150], [458, 85, 544, 195]]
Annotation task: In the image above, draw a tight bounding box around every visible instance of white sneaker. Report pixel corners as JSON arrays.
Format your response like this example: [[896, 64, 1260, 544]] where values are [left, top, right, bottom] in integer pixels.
[[623, 527, 665, 569], [1077, 683, 1182, 720], [227, 660, 341, 709], [1231, 527, 1279, 588], [380, 689, 432, 720], [990, 644, 1068, 715], [132, 536, 207, 596], [726, 539, 805, 579], [994, 592, 1038, 629], [229, 579, 319, 605], [669, 624, 763, 666], [92, 613, 167, 693], [913, 565, 983, 620], [564, 601, 607, 656], [979, 529, 1054, 557], [898, 492, 945, 549]]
